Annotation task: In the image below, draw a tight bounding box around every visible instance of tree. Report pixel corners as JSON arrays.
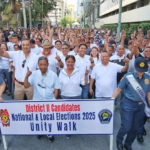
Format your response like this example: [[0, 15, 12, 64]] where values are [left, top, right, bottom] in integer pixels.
[[28, 0, 56, 23], [59, 15, 75, 27]]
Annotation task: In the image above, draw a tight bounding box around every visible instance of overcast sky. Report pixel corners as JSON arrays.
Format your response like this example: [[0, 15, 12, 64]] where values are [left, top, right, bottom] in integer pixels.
[[67, 0, 77, 11]]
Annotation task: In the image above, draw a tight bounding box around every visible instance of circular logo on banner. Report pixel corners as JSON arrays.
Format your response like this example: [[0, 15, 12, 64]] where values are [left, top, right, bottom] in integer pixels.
[[98, 109, 112, 124], [0, 109, 10, 127], [145, 79, 149, 84], [139, 62, 145, 68]]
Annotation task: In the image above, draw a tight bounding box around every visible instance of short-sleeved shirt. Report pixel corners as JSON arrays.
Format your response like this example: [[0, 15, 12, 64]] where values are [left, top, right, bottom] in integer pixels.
[[30, 45, 42, 55], [118, 71, 150, 102], [91, 62, 123, 97], [0, 57, 10, 69], [0, 77, 3, 85], [8, 51, 38, 82], [75, 54, 91, 84], [59, 68, 84, 96], [28, 69, 61, 100]]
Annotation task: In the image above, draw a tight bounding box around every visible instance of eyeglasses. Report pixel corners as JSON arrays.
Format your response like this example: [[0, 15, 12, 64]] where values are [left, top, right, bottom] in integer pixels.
[[38, 79, 46, 89], [22, 60, 26, 68]]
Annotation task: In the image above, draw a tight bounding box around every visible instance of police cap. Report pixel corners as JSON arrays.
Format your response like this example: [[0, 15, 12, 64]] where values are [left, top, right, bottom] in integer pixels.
[[135, 57, 148, 72]]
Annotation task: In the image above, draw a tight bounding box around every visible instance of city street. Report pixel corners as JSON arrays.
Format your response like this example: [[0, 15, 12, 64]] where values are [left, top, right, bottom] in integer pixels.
[[0, 94, 150, 150]]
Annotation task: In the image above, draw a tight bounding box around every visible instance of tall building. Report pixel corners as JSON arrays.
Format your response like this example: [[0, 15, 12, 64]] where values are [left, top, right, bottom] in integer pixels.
[[67, 5, 75, 19], [96, 0, 150, 27], [47, 0, 66, 26]]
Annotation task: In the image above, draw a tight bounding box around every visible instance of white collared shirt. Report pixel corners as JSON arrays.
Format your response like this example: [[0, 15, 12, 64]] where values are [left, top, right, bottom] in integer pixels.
[[59, 68, 84, 97], [31, 45, 42, 55], [91, 62, 123, 97], [8, 51, 38, 82], [75, 54, 91, 84], [7, 42, 15, 51], [28, 69, 60, 100]]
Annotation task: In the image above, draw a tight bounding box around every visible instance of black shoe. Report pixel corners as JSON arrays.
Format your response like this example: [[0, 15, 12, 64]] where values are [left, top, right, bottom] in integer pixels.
[[117, 141, 123, 150], [143, 127, 146, 135], [124, 145, 132, 150], [137, 134, 144, 143], [48, 136, 54, 143], [37, 135, 43, 139]]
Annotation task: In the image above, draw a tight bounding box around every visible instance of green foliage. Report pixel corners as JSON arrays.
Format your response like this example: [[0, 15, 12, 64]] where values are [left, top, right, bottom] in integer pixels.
[[29, 0, 56, 23], [100, 24, 129, 33], [59, 17, 68, 27], [101, 23, 150, 39], [85, 24, 89, 29], [59, 15, 75, 27]]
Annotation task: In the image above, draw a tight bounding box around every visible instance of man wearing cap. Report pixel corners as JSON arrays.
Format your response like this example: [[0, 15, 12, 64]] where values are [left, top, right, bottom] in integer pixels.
[[52, 32, 59, 46], [38, 40, 58, 74], [112, 57, 150, 150], [90, 37, 97, 48]]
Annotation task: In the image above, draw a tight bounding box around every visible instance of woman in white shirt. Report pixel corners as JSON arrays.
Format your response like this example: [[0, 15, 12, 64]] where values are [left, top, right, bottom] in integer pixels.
[[59, 55, 89, 99], [90, 47, 101, 71], [59, 55, 89, 139], [89, 47, 101, 98], [0, 43, 12, 95]]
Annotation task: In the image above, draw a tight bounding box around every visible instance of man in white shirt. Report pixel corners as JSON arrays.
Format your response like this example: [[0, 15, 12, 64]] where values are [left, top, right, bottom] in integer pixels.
[[90, 37, 98, 48], [38, 40, 58, 74], [54, 40, 63, 56], [89, 50, 129, 98], [12, 34, 21, 46], [0, 38, 38, 100], [24, 56, 60, 143], [52, 32, 59, 45], [75, 44, 91, 99], [7, 35, 14, 51], [30, 39, 42, 55]]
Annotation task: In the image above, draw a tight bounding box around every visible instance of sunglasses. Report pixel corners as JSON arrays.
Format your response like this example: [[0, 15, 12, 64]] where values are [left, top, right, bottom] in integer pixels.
[[22, 60, 26, 68]]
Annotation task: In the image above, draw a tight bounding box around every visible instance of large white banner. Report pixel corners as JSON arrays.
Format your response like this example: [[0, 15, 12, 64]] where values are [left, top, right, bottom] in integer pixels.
[[0, 100, 114, 135]]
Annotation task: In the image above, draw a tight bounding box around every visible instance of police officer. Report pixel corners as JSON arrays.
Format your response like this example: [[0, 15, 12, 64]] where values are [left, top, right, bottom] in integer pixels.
[[112, 57, 150, 150]]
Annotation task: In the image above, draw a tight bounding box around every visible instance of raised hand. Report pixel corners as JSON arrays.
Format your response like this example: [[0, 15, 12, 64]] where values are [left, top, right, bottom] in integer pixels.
[[85, 66, 90, 76], [89, 53, 94, 62], [89, 88, 93, 96], [55, 52, 61, 61], [26, 67, 32, 78], [138, 27, 142, 34], [124, 55, 129, 64]]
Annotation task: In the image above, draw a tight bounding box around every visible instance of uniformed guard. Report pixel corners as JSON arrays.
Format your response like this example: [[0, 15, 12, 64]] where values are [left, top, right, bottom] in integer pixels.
[[112, 57, 150, 150]]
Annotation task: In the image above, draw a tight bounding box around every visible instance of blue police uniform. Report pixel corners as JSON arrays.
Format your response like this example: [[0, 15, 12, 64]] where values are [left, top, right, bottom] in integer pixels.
[[116, 57, 150, 150]]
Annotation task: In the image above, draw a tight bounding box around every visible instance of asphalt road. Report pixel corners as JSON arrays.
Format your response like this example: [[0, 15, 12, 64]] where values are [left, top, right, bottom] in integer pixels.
[[0, 94, 150, 150]]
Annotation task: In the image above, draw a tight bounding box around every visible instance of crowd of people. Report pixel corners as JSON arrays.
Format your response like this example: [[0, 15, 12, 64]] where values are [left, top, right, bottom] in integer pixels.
[[0, 23, 150, 150]]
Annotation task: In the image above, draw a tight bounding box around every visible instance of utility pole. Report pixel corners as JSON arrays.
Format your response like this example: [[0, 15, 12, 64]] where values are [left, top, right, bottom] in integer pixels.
[[117, 0, 122, 38], [0, 0, 2, 21], [22, 0, 27, 28], [42, 0, 43, 27], [29, 0, 32, 30], [92, 6, 95, 28]]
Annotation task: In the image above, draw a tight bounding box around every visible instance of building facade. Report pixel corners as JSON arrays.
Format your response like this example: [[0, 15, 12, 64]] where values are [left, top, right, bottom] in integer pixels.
[[95, 0, 150, 27], [47, 0, 67, 26]]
